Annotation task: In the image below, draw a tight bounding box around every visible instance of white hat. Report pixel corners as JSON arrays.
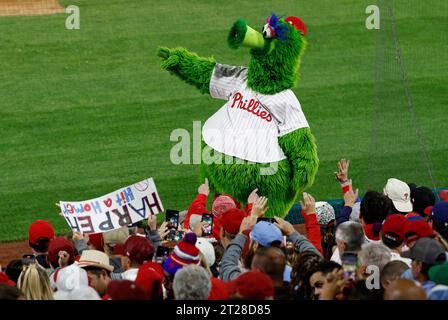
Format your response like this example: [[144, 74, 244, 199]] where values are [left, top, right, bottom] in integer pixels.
[[195, 237, 216, 267], [55, 264, 89, 292], [383, 178, 413, 213], [77, 250, 114, 272], [315, 201, 335, 226]]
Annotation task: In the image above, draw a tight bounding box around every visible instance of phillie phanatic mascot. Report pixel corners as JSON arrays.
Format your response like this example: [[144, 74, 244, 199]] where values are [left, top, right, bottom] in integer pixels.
[[158, 14, 318, 217]]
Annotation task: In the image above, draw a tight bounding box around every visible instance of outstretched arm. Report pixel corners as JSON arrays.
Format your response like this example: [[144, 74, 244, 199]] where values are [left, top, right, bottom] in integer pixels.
[[157, 47, 216, 94], [278, 127, 319, 197]]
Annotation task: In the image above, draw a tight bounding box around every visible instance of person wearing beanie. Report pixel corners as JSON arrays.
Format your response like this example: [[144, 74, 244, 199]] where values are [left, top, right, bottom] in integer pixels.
[[163, 233, 201, 275], [161, 232, 201, 300], [182, 179, 256, 240], [28, 220, 55, 269]]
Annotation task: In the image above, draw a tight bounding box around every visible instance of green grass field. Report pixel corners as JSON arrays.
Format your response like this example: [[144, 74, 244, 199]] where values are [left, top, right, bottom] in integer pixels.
[[0, 0, 446, 241]]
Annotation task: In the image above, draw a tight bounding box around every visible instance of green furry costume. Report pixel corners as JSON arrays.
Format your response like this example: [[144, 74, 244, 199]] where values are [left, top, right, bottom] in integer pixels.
[[158, 14, 318, 217]]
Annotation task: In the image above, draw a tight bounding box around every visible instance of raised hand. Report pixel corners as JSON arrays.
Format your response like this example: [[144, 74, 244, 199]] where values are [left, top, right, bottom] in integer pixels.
[[239, 215, 257, 234], [158, 221, 170, 240], [198, 178, 210, 196], [334, 159, 350, 184], [147, 213, 158, 231], [251, 196, 268, 218], [247, 188, 260, 204], [320, 269, 346, 300], [299, 192, 316, 215], [58, 251, 70, 268], [273, 216, 295, 236], [157, 46, 181, 70]]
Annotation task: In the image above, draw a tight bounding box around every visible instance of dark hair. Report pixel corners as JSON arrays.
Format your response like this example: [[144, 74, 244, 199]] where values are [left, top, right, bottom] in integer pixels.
[[29, 237, 51, 253], [348, 280, 383, 300], [321, 220, 336, 260], [5, 259, 23, 284], [411, 186, 436, 216], [360, 191, 391, 224], [251, 247, 286, 283], [290, 251, 323, 300], [313, 260, 342, 276], [0, 284, 22, 300], [432, 221, 448, 242]]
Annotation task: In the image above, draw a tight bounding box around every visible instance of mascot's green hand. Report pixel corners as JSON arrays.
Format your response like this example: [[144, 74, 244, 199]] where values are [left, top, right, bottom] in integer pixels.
[[155, 46, 216, 94], [157, 46, 172, 60], [157, 46, 181, 70]]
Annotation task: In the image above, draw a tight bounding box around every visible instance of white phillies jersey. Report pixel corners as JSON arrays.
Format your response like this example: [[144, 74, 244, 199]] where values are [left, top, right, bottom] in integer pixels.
[[202, 63, 309, 163]]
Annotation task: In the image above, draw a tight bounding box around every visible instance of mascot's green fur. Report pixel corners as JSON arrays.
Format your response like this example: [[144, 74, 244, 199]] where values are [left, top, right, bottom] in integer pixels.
[[158, 14, 318, 217]]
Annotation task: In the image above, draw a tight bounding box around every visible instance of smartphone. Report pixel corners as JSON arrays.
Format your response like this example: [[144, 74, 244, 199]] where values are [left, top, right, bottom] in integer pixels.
[[201, 214, 214, 237], [257, 217, 276, 224], [22, 254, 36, 266], [341, 252, 358, 281], [167, 229, 185, 242], [165, 210, 179, 230], [155, 246, 171, 264]]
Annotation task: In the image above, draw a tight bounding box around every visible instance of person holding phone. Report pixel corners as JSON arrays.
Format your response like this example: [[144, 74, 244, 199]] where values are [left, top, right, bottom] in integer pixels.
[[183, 179, 259, 240]]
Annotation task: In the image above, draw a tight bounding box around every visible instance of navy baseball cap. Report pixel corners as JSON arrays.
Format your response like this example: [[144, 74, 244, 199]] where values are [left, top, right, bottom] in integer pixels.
[[249, 221, 282, 247], [431, 201, 448, 224]]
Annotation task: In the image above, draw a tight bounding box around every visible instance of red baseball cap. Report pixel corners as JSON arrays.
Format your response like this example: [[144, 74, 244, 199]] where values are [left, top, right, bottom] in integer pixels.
[[122, 235, 154, 265], [28, 220, 54, 245], [228, 270, 274, 300], [381, 214, 407, 243], [135, 262, 164, 299], [106, 280, 149, 300], [285, 16, 307, 36], [404, 220, 434, 244], [219, 208, 246, 235], [47, 237, 75, 265]]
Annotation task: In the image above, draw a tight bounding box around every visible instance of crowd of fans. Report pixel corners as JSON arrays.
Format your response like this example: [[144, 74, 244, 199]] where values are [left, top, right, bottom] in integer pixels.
[[1, 159, 447, 300]]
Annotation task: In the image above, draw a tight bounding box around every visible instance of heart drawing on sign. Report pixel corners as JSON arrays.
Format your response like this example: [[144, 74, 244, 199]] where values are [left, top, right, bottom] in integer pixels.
[[103, 198, 112, 207]]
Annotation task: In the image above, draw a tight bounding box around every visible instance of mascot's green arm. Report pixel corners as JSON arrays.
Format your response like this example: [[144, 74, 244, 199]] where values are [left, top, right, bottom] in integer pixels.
[[157, 47, 216, 94], [278, 128, 319, 197]]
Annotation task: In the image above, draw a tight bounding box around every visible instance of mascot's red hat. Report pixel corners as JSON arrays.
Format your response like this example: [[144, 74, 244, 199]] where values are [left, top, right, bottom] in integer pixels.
[[285, 16, 307, 36]]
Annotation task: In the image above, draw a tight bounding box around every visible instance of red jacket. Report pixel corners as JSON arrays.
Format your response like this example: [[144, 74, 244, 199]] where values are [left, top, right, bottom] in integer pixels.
[[184, 193, 252, 240], [301, 210, 323, 255]]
